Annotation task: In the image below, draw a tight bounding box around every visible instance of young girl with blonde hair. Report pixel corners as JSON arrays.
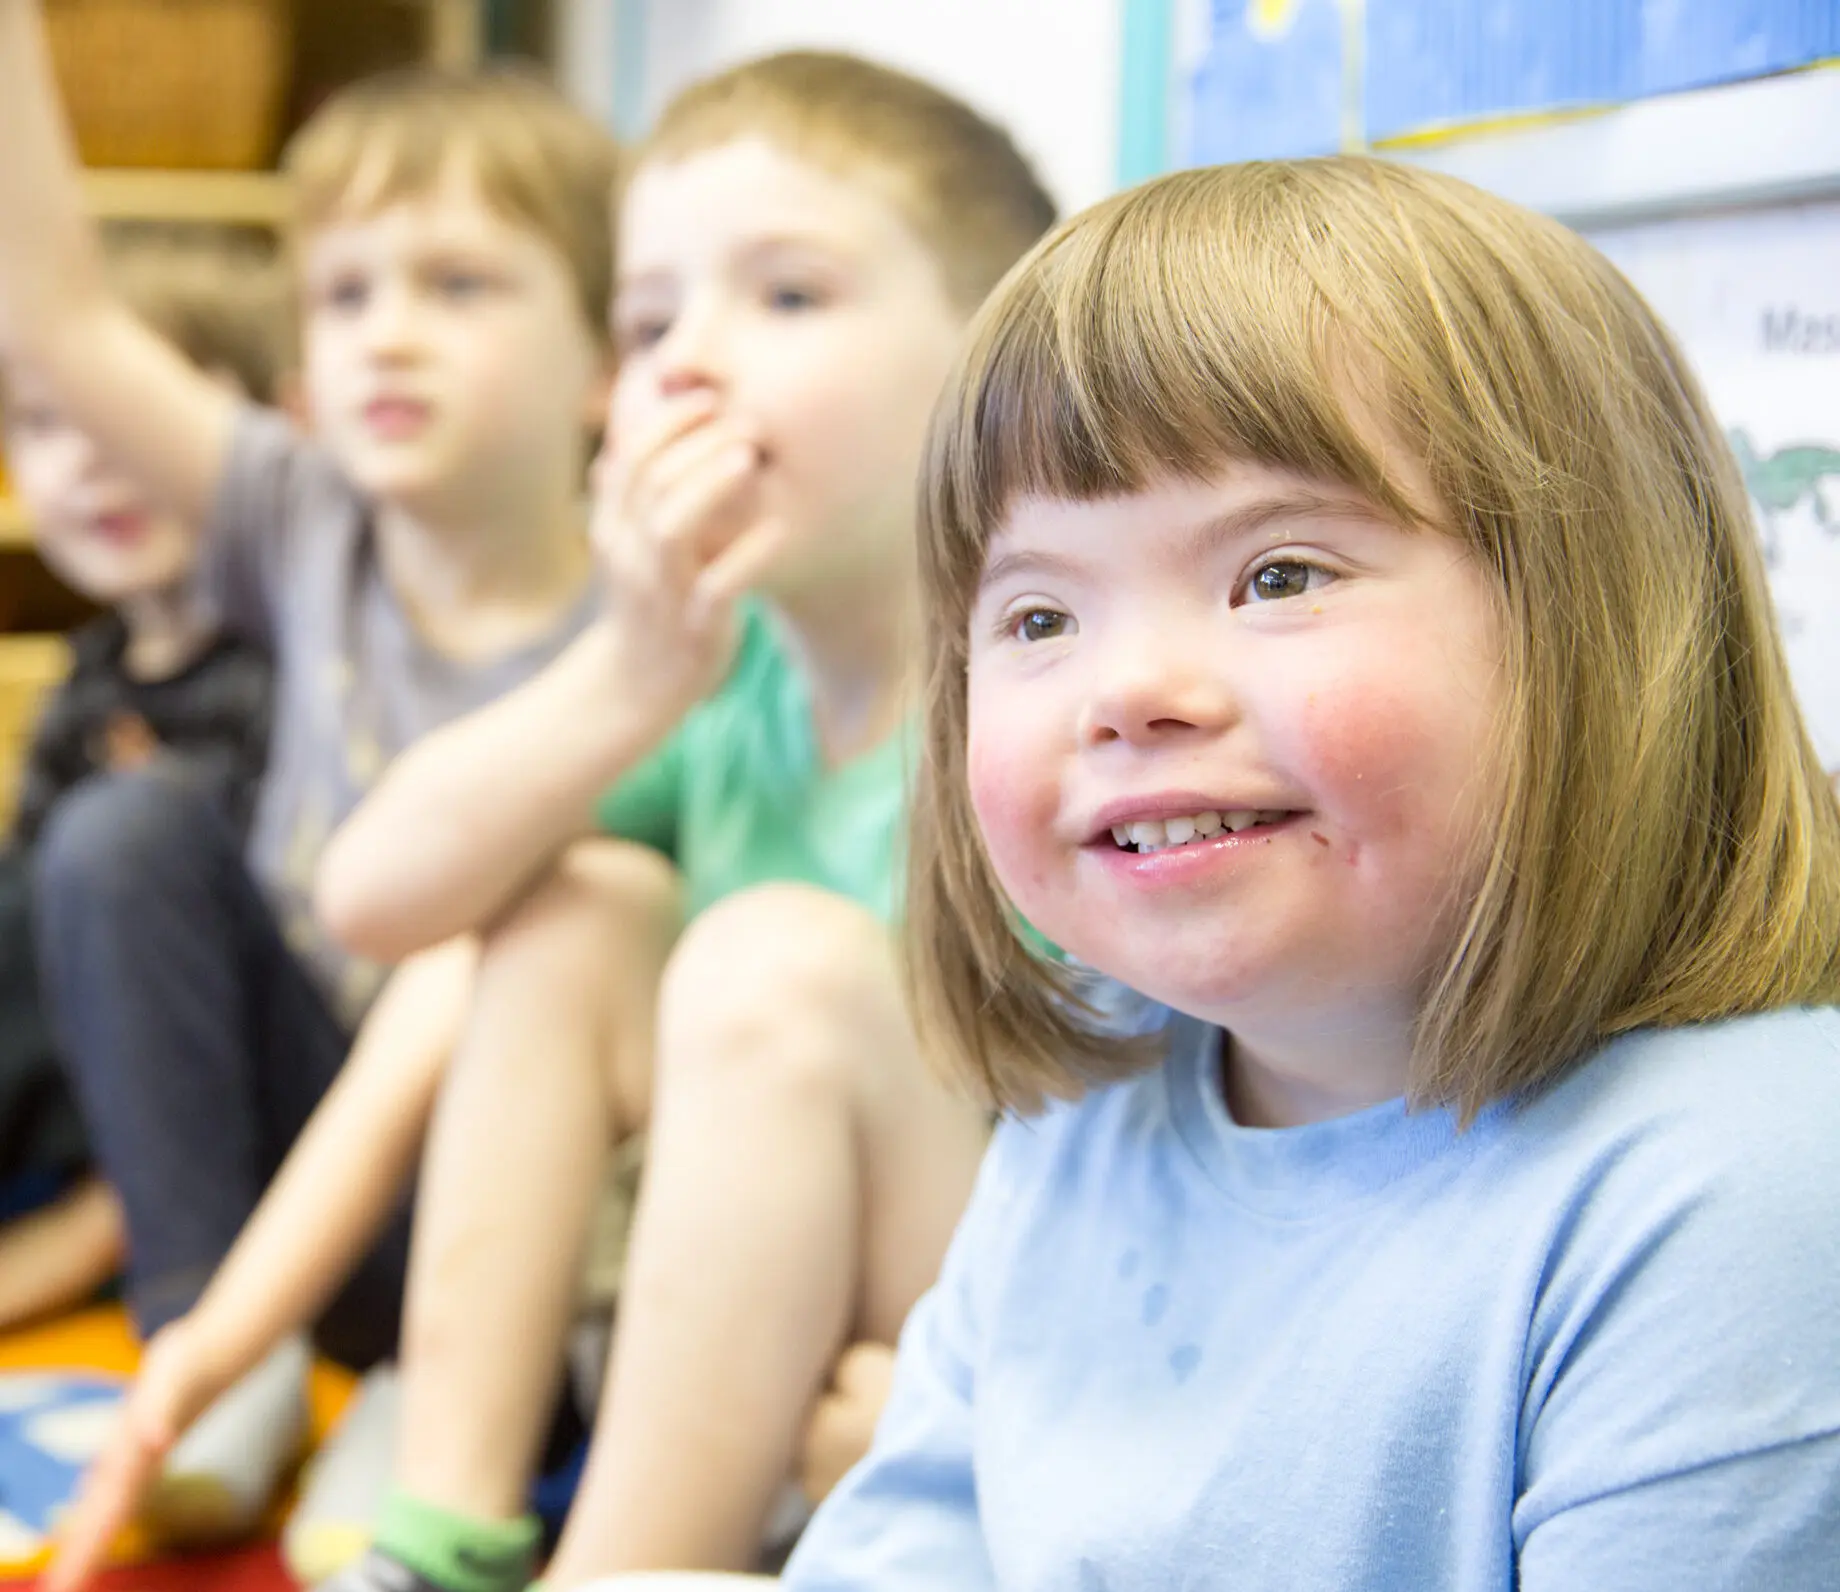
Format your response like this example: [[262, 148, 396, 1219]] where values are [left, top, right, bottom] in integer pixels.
[[783, 156, 1840, 1589]]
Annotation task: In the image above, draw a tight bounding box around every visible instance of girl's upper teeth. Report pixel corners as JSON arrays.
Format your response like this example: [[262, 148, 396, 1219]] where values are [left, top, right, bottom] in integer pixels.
[[1111, 810, 1285, 851]]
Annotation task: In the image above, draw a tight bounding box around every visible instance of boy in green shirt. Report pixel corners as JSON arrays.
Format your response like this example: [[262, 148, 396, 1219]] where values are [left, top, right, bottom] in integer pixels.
[[313, 54, 1055, 1592], [312, 55, 1054, 1591]]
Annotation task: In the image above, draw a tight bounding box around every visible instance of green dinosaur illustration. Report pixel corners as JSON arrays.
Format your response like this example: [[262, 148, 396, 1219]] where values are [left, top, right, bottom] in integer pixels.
[[1728, 428, 1840, 560]]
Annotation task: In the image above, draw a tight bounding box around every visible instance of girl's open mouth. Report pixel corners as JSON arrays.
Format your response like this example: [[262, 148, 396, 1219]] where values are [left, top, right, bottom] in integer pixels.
[[1108, 810, 1297, 855]]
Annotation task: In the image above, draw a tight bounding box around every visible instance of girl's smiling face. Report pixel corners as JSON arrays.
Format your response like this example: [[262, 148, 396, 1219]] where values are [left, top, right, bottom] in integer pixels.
[[965, 459, 1506, 1119]]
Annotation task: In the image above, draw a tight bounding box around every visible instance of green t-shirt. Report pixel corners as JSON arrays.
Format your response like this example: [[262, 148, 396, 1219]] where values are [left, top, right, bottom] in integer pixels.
[[595, 604, 910, 925]]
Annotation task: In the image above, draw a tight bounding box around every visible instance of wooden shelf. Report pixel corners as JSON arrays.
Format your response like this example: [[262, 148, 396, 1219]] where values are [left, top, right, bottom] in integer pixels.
[[0, 499, 30, 551], [81, 168, 291, 228]]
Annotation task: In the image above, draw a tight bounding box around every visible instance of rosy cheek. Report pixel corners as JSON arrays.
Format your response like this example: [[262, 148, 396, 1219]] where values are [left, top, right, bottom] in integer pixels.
[[965, 732, 1053, 904], [1287, 677, 1440, 830]]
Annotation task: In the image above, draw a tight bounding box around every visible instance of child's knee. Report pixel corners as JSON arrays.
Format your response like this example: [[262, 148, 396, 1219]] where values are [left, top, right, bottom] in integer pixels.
[[479, 838, 681, 969], [656, 885, 893, 1099], [33, 766, 223, 908]]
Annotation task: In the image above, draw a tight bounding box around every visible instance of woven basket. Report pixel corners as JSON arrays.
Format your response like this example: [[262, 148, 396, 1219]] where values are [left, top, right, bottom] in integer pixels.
[[44, 0, 291, 170]]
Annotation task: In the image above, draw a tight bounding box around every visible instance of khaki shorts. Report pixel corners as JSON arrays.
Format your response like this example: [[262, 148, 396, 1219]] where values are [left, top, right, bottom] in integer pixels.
[[580, 1128, 647, 1309]]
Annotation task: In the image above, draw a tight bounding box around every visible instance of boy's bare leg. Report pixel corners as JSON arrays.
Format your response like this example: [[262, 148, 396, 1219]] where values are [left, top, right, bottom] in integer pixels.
[[393, 841, 681, 1522], [543, 883, 990, 1581]]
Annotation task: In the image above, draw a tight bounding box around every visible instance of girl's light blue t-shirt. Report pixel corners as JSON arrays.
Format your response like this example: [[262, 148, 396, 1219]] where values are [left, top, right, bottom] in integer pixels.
[[788, 1003, 1840, 1590]]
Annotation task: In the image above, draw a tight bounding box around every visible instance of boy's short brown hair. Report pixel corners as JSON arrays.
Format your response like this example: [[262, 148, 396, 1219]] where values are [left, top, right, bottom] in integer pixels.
[[910, 157, 1840, 1119], [284, 64, 621, 339], [105, 229, 287, 404], [639, 51, 1057, 312]]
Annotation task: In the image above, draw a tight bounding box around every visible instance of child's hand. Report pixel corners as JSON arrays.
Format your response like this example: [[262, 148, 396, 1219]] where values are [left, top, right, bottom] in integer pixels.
[[101, 711, 159, 772], [798, 1340, 898, 1505], [43, 1320, 218, 1591], [590, 391, 788, 721]]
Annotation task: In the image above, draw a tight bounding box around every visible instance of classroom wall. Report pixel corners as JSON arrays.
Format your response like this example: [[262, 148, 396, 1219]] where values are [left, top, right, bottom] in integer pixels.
[[623, 0, 1123, 214]]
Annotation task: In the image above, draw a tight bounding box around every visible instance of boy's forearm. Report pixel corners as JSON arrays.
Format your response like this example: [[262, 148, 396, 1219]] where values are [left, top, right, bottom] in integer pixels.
[[317, 621, 674, 963], [0, 0, 110, 354], [185, 942, 475, 1382], [0, 2, 234, 523]]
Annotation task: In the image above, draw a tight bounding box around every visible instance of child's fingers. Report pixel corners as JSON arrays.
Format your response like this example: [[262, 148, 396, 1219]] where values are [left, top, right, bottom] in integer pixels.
[[642, 443, 765, 591], [598, 391, 722, 506], [629, 424, 762, 534], [592, 425, 757, 576], [689, 514, 792, 620], [832, 1341, 898, 1401], [44, 1431, 156, 1592]]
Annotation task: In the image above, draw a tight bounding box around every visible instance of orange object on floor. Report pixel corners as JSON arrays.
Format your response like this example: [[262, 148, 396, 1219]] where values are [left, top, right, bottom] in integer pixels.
[[0, 1304, 355, 1581], [0, 1541, 298, 1590]]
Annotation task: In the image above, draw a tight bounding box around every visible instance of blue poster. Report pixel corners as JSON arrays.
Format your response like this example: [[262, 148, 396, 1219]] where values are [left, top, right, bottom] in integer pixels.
[[1182, 0, 1344, 165], [1364, 0, 1840, 144]]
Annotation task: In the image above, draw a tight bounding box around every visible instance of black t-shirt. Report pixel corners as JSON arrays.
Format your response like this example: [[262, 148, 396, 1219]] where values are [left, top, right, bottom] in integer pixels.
[[11, 612, 273, 848]]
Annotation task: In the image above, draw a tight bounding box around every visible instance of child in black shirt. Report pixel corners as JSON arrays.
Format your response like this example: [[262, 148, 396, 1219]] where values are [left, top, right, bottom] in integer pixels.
[[0, 232, 281, 1328]]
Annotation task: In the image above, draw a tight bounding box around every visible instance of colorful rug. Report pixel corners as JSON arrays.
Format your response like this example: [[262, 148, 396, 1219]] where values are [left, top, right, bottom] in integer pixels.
[[0, 1305, 353, 1584]]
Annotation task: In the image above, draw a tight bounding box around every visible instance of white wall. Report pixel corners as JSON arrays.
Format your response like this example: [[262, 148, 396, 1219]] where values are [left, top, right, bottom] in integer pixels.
[[629, 0, 1122, 216]]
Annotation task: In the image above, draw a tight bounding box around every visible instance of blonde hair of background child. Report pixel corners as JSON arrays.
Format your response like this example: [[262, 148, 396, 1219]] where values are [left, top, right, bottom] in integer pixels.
[[284, 64, 621, 342], [639, 50, 1057, 313], [908, 156, 1840, 1121], [0, 229, 286, 411], [104, 229, 287, 405]]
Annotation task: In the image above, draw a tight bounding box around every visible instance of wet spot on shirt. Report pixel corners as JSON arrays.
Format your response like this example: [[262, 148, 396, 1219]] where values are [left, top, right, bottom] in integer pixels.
[[1118, 1249, 1141, 1281], [1077, 1558, 1110, 1592], [1142, 1283, 1169, 1326], [1170, 1344, 1202, 1383]]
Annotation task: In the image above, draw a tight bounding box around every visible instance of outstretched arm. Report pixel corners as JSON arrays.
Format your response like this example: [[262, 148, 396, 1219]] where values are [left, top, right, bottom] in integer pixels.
[[44, 939, 476, 1592], [0, 0, 235, 525]]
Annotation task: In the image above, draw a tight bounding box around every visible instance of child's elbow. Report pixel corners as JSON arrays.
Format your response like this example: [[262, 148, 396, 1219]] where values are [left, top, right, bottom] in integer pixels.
[[314, 835, 419, 966]]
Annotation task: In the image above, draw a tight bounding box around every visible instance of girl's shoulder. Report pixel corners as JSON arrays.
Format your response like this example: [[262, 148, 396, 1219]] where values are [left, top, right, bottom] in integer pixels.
[[1502, 1007, 1840, 1328], [1526, 1006, 1840, 1156]]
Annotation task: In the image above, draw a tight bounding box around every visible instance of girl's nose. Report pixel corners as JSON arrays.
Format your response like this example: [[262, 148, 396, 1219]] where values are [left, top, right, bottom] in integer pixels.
[[1078, 628, 1240, 748]]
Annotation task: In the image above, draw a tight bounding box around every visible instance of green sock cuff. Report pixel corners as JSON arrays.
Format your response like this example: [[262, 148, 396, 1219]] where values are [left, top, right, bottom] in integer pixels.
[[374, 1489, 540, 1592]]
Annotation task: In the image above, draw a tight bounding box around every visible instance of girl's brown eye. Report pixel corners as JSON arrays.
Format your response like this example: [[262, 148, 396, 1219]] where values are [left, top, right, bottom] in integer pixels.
[[1015, 609, 1069, 642], [1248, 560, 1316, 602]]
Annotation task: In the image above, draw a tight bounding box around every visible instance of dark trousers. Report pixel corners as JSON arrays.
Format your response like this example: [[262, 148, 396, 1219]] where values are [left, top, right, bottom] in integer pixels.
[[33, 765, 410, 1368]]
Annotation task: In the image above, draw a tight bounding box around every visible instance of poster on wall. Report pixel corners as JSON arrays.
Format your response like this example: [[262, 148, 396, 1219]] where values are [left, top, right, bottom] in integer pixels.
[[1594, 201, 1840, 770], [1177, 0, 1344, 165]]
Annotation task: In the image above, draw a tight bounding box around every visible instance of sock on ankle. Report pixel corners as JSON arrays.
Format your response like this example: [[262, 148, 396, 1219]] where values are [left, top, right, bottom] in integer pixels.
[[373, 1489, 540, 1592]]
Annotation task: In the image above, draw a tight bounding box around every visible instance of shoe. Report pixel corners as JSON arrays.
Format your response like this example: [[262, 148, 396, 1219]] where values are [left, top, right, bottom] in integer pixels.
[[315, 1547, 458, 1591], [284, 1362, 401, 1584]]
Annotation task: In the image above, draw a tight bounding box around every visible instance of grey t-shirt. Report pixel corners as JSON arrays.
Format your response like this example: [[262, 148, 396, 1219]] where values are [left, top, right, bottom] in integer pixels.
[[203, 406, 597, 1028]]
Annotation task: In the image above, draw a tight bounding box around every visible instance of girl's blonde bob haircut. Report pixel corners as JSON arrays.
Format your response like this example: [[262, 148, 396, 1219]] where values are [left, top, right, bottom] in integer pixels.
[[909, 157, 1840, 1121]]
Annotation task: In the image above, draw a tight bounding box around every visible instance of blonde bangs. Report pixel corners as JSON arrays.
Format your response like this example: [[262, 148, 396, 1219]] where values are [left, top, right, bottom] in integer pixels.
[[909, 156, 1840, 1119]]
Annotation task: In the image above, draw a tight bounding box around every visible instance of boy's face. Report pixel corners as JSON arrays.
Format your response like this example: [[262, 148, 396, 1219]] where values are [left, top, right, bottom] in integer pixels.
[[611, 137, 967, 599], [300, 163, 606, 514], [3, 364, 201, 605]]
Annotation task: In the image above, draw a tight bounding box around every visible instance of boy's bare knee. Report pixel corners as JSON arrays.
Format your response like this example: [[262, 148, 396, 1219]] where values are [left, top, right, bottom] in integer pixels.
[[482, 837, 681, 961], [656, 885, 895, 1100]]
